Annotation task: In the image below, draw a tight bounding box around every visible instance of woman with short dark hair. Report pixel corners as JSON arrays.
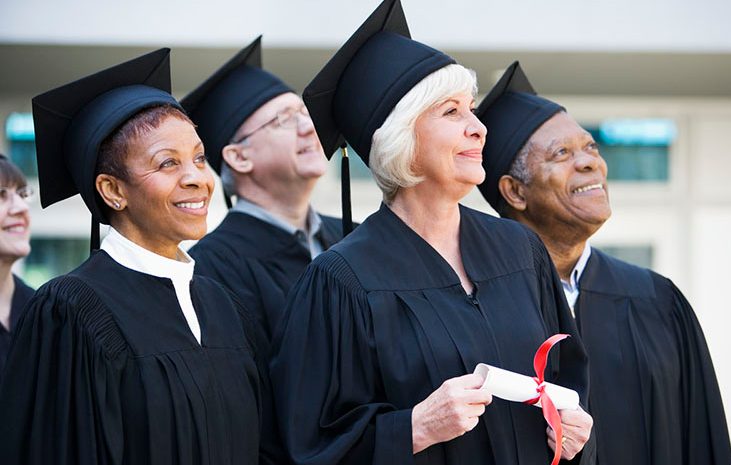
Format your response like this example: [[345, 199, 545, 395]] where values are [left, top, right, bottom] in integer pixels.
[[0, 49, 279, 465]]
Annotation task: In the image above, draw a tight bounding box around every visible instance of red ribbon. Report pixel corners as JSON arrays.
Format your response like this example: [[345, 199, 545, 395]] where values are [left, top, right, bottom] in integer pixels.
[[525, 334, 570, 465]]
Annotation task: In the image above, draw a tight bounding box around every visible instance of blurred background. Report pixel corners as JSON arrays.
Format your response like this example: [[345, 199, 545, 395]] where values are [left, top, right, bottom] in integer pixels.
[[1, 0, 730, 420]]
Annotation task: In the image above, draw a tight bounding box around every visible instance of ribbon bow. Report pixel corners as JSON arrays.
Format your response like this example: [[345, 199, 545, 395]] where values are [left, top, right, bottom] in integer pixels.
[[525, 333, 570, 465]]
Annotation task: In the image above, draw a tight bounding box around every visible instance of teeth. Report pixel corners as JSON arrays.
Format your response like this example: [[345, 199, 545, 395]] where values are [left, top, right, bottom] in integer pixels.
[[573, 184, 603, 194], [175, 201, 205, 209], [3, 225, 25, 233]]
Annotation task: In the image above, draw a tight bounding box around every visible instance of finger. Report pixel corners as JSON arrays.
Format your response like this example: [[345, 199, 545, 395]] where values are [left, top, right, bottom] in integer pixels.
[[464, 402, 486, 418], [448, 373, 487, 389], [462, 388, 493, 405], [546, 437, 557, 452], [546, 427, 557, 442]]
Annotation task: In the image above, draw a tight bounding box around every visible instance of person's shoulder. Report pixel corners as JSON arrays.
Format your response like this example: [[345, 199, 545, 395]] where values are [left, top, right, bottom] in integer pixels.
[[29, 272, 128, 357], [584, 248, 657, 299]]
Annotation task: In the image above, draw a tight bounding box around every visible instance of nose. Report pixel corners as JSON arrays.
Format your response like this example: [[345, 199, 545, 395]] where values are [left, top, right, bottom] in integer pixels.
[[181, 160, 212, 189], [466, 112, 488, 142], [296, 111, 315, 136], [8, 191, 30, 215], [575, 150, 602, 172]]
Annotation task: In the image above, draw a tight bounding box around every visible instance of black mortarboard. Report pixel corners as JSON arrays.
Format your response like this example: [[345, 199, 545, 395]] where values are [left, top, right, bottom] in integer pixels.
[[303, 0, 455, 165], [181, 36, 292, 176], [32, 48, 182, 248], [475, 61, 564, 212]]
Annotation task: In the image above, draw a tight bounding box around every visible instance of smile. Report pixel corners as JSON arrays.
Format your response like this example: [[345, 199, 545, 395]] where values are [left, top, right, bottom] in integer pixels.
[[297, 145, 316, 155], [572, 183, 604, 194], [2, 224, 27, 233], [174, 201, 206, 210]]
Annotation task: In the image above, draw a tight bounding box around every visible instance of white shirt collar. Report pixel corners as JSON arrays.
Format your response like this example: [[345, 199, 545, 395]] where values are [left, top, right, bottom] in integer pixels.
[[561, 242, 592, 315], [100, 227, 195, 283]]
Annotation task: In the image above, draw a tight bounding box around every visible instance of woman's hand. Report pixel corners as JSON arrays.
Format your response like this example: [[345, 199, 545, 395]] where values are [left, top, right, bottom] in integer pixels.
[[546, 407, 593, 460], [411, 373, 493, 454]]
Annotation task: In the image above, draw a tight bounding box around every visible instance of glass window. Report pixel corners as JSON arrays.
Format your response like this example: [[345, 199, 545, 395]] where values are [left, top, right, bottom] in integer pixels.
[[597, 244, 653, 269], [5, 112, 38, 178], [585, 118, 675, 182], [21, 238, 89, 289]]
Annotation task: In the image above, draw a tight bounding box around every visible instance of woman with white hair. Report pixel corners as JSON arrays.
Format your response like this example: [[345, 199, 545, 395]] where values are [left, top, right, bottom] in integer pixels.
[[270, 1, 594, 464]]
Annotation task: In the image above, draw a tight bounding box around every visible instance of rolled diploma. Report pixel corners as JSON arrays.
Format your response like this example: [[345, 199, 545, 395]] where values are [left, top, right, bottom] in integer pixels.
[[474, 363, 579, 410]]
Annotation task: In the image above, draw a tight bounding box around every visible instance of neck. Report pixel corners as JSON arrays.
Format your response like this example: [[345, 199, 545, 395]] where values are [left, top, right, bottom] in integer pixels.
[[237, 178, 315, 231], [536, 231, 588, 281], [110, 223, 181, 261], [0, 260, 16, 330], [389, 188, 461, 250]]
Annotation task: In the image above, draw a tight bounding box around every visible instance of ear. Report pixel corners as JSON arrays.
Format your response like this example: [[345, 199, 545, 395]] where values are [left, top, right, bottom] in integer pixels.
[[222, 144, 254, 174], [498, 175, 527, 212], [95, 174, 127, 212]]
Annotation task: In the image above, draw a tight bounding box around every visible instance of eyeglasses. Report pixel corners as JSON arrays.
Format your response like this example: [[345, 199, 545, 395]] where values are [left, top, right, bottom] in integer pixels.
[[231, 105, 310, 144], [0, 185, 34, 205]]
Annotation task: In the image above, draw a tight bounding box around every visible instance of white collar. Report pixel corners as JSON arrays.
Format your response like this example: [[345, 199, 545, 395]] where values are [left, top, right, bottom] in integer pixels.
[[564, 242, 592, 291], [100, 227, 195, 283]]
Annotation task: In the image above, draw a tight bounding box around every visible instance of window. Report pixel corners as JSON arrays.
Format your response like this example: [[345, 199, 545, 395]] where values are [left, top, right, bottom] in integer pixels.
[[597, 244, 654, 269], [5, 112, 38, 178], [21, 238, 89, 289], [585, 118, 676, 182]]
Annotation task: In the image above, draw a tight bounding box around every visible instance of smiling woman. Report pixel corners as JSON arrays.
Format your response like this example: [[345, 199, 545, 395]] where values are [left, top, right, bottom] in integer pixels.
[[0, 154, 34, 387], [0, 50, 280, 465], [269, 1, 593, 465]]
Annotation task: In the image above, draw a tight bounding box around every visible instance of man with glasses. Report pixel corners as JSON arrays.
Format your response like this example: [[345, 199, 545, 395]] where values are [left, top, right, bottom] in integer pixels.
[[183, 37, 345, 341]]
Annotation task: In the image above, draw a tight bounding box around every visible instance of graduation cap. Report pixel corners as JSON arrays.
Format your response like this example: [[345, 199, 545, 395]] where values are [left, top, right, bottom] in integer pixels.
[[31, 48, 182, 249], [181, 36, 292, 183], [303, 0, 455, 233], [475, 61, 564, 212]]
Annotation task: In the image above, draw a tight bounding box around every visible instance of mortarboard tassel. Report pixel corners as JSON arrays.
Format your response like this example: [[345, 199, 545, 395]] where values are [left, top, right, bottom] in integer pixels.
[[340, 144, 353, 236], [90, 218, 100, 253]]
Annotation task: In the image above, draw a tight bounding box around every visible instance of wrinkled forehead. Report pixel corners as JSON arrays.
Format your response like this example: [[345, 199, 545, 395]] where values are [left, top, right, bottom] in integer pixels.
[[528, 111, 592, 152]]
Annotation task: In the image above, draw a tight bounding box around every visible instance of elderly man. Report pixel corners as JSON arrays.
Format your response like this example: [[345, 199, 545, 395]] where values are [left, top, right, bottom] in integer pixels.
[[182, 37, 344, 341], [475, 61, 731, 465]]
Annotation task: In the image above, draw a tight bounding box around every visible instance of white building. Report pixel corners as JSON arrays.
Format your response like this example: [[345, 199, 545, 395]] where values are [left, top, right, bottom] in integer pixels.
[[2, 0, 730, 420]]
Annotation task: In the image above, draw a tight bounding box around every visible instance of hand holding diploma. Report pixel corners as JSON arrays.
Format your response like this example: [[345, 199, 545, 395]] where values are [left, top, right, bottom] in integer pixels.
[[474, 334, 593, 465]]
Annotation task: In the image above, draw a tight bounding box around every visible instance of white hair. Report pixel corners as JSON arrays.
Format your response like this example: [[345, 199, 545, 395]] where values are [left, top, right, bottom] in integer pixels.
[[369, 64, 478, 203]]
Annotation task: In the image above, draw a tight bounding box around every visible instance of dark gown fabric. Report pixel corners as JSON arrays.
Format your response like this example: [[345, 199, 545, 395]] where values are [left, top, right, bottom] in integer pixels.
[[0, 250, 279, 465], [270, 203, 590, 465], [190, 211, 344, 341], [575, 248, 731, 465], [0, 275, 34, 385]]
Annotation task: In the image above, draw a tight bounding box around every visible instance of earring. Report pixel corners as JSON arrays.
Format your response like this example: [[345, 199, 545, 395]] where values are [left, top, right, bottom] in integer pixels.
[[113, 201, 121, 210]]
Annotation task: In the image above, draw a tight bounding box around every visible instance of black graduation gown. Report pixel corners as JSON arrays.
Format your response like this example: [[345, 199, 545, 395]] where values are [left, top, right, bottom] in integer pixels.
[[0, 250, 278, 465], [0, 275, 34, 385], [575, 248, 731, 465], [190, 211, 344, 341], [270, 203, 590, 465]]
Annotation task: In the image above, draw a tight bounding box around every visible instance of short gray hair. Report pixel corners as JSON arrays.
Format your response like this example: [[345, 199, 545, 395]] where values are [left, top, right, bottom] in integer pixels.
[[370, 64, 478, 203], [496, 140, 535, 217]]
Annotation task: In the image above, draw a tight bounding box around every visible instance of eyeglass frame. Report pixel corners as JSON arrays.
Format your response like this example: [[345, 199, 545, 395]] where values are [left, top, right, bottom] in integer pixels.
[[230, 105, 310, 145], [0, 185, 34, 205]]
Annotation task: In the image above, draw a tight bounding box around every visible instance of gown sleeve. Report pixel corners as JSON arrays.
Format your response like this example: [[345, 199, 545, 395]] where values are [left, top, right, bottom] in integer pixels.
[[227, 288, 288, 465], [526, 231, 596, 465], [0, 277, 128, 465], [668, 279, 731, 465], [270, 252, 414, 465]]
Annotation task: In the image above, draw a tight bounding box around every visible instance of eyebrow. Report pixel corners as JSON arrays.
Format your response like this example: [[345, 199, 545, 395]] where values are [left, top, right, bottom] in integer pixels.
[[436, 97, 476, 107], [149, 141, 204, 159]]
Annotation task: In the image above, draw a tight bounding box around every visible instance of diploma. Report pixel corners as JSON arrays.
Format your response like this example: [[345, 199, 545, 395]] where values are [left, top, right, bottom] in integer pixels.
[[474, 363, 579, 410]]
